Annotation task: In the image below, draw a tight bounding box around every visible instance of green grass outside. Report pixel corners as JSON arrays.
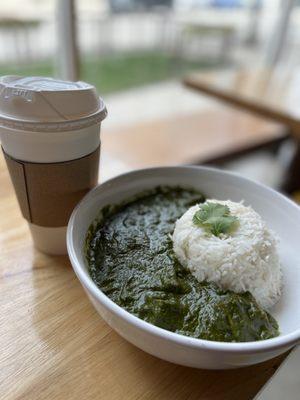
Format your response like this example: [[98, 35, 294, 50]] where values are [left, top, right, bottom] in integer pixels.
[[0, 51, 224, 94]]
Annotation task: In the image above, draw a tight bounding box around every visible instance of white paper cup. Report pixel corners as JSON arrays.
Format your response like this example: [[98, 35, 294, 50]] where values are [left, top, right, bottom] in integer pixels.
[[0, 76, 107, 255]]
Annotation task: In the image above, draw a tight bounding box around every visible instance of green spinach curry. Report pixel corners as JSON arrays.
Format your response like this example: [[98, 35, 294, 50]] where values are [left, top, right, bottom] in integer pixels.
[[86, 187, 279, 342]]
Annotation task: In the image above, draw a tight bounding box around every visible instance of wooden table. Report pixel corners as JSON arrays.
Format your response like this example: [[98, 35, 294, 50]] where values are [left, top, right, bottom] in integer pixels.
[[102, 108, 286, 168], [184, 69, 300, 192], [0, 150, 288, 400]]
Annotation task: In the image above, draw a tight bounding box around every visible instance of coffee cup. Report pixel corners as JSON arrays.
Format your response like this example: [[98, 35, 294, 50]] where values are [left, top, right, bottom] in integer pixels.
[[0, 76, 107, 255]]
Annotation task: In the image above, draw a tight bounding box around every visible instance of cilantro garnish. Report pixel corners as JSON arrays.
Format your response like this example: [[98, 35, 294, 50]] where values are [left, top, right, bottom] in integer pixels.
[[193, 202, 238, 237]]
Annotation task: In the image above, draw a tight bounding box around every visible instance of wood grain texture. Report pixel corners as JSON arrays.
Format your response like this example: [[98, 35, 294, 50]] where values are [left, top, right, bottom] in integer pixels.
[[0, 150, 287, 400]]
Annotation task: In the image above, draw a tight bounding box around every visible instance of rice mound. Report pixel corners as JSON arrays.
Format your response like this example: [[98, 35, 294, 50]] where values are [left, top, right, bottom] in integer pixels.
[[172, 199, 282, 310]]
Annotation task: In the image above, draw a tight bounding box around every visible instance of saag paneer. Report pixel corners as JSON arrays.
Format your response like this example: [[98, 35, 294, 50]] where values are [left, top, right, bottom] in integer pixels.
[[86, 187, 279, 342]]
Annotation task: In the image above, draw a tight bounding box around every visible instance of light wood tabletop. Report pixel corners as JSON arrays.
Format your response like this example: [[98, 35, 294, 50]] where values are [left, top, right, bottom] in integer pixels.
[[184, 69, 300, 135], [0, 148, 289, 400], [184, 69, 300, 193]]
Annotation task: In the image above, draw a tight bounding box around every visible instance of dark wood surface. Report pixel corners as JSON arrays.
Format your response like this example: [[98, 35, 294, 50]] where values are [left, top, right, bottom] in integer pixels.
[[102, 108, 287, 168]]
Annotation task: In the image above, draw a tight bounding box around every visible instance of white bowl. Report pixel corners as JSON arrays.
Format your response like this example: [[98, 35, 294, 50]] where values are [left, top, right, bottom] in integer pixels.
[[67, 166, 300, 369]]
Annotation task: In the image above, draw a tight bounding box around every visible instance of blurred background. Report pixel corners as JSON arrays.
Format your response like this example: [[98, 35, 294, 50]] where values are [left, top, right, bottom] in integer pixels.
[[0, 0, 299, 198]]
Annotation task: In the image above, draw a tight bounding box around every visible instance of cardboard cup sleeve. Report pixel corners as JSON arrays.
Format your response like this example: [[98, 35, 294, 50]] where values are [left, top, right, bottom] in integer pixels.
[[3, 145, 100, 227]]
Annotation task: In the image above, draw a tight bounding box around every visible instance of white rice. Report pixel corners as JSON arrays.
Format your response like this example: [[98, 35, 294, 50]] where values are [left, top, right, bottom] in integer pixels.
[[172, 199, 282, 310]]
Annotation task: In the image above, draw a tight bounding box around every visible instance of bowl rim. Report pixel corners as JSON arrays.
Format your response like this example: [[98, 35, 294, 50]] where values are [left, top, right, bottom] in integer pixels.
[[67, 165, 300, 354]]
